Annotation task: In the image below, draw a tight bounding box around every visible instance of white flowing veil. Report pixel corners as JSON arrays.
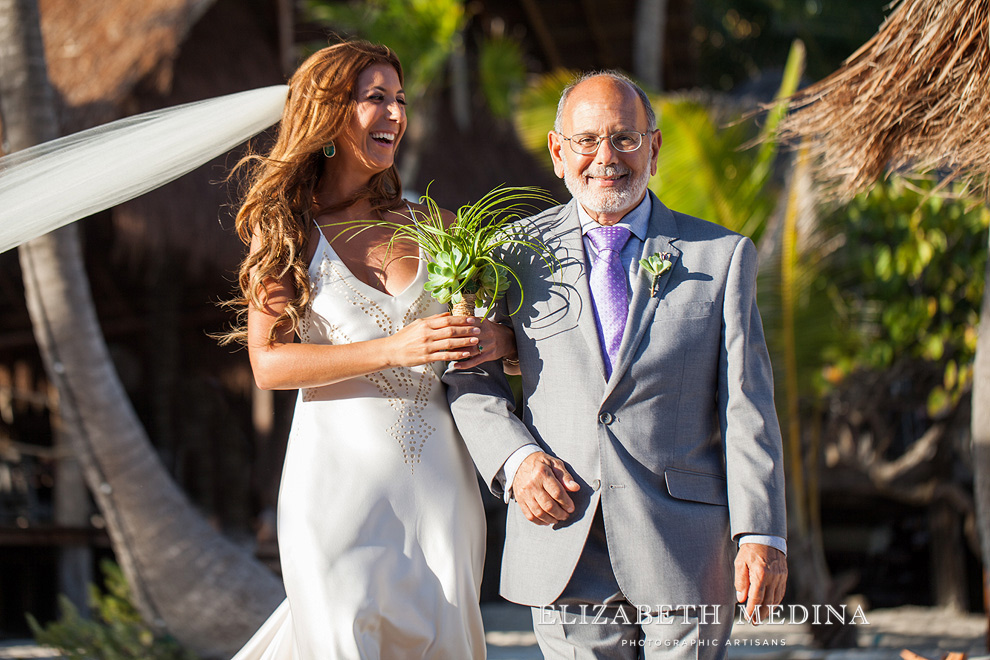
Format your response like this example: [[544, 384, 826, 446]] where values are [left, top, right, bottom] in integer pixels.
[[0, 84, 290, 254]]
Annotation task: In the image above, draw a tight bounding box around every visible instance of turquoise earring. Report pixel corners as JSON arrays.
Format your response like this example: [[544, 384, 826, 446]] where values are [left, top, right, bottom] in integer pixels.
[[323, 142, 336, 158]]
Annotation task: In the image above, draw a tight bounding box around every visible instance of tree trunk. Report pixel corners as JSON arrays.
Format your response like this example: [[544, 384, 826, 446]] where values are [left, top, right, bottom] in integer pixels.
[[0, 1, 283, 656], [633, 0, 668, 90], [972, 224, 990, 650], [0, 0, 92, 620], [275, 0, 295, 77]]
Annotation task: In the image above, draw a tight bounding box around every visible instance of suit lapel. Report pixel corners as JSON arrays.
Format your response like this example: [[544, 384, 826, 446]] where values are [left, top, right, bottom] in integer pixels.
[[605, 194, 681, 394], [552, 201, 609, 381]]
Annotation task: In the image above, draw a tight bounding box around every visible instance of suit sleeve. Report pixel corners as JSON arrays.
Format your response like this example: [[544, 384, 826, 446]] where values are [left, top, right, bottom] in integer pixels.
[[443, 305, 541, 498], [718, 236, 787, 540]]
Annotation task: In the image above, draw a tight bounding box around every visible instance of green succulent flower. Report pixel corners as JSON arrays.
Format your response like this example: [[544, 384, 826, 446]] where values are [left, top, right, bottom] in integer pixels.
[[425, 248, 473, 304]]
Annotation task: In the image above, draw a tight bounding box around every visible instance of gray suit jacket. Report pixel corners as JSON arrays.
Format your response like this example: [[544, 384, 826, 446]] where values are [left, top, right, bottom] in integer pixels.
[[444, 192, 786, 609]]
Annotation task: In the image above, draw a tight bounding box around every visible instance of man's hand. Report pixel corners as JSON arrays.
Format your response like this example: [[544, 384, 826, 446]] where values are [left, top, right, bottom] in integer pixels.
[[450, 318, 516, 370], [511, 452, 581, 525], [734, 544, 787, 623]]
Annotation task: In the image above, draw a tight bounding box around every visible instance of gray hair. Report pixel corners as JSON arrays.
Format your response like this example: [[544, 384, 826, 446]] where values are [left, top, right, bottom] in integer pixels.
[[553, 70, 657, 134]]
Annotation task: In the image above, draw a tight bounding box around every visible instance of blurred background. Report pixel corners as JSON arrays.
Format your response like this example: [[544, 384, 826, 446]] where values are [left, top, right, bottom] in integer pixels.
[[0, 0, 983, 655]]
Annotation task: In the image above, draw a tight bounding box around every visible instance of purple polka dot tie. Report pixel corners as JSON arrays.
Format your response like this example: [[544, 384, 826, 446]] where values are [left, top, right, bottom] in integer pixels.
[[587, 225, 631, 378]]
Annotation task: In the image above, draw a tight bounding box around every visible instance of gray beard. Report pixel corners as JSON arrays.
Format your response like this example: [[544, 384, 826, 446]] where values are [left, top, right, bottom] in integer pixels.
[[563, 163, 651, 216]]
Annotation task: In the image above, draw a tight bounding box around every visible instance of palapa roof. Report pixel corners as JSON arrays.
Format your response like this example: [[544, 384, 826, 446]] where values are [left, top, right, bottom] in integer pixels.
[[39, 0, 217, 130], [775, 0, 990, 202]]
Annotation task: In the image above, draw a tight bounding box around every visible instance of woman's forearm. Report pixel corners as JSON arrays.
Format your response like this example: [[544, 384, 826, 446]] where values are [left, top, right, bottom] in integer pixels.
[[249, 336, 398, 390], [248, 313, 486, 390]]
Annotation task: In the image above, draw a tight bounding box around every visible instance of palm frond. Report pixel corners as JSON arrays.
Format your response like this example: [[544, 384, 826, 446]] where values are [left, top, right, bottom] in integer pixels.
[[478, 34, 527, 120]]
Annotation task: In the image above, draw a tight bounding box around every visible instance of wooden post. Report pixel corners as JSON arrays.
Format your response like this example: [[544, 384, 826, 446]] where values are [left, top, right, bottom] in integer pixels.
[[54, 438, 93, 614], [276, 0, 294, 77], [929, 500, 967, 611], [633, 0, 668, 90]]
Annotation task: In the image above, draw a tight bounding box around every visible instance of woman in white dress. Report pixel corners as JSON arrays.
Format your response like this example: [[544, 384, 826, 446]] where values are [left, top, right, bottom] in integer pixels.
[[225, 41, 515, 659]]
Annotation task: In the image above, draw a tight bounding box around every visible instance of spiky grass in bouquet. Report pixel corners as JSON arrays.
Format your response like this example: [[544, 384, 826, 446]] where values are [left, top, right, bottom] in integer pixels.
[[349, 185, 556, 317]]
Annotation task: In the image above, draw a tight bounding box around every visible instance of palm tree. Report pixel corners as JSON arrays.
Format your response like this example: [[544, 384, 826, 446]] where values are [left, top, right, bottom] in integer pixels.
[[0, 1, 283, 656], [0, 0, 92, 615]]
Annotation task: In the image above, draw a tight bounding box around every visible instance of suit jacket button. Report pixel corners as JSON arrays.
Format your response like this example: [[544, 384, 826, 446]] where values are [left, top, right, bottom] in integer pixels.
[[599, 411, 614, 425], [592, 479, 601, 491]]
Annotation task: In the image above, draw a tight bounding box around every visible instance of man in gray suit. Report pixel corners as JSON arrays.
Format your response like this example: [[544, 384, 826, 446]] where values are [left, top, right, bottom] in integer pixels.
[[445, 71, 787, 658]]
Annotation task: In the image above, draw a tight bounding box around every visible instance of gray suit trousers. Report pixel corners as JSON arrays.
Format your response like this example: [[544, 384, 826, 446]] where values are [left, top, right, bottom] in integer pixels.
[[532, 505, 733, 660]]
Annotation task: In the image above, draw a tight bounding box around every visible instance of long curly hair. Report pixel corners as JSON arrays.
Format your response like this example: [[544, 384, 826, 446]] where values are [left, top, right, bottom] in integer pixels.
[[220, 41, 404, 346]]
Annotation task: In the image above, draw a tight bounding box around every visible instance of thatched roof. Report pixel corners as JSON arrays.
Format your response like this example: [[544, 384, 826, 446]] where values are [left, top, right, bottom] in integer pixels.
[[0, 0, 214, 140], [775, 0, 990, 202], [39, 0, 215, 130]]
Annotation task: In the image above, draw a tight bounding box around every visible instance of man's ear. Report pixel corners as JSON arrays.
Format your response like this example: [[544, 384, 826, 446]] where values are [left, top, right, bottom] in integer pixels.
[[548, 131, 566, 179], [649, 129, 662, 177]]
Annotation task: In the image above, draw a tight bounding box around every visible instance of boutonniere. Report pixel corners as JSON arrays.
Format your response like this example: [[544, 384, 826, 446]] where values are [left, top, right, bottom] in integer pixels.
[[640, 252, 673, 295]]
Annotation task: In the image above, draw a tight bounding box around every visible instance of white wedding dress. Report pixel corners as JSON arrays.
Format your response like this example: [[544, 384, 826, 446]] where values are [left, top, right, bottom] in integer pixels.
[[233, 229, 487, 659]]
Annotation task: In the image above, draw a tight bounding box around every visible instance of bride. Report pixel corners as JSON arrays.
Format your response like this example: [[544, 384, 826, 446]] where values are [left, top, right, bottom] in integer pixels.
[[225, 41, 514, 659]]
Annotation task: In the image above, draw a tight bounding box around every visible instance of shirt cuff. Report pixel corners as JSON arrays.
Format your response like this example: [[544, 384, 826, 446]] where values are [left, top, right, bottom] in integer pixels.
[[500, 445, 542, 504], [738, 534, 787, 555]]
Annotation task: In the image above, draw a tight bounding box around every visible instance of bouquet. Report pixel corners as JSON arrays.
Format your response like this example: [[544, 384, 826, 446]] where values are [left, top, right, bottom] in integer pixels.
[[339, 185, 555, 317]]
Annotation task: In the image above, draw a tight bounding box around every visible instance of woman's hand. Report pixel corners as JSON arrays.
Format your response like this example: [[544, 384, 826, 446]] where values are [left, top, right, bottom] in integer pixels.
[[450, 318, 517, 370], [385, 313, 482, 367]]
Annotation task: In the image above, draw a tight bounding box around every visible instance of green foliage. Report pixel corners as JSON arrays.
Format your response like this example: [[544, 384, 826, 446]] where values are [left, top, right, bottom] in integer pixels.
[[27, 560, 198, 660], [514, 68, 575, 153], [821, 178, 990, 415], [477, 34, 527, 120], [649, 97, 755, 230], [656, 40, 804, 241], [306, 0, 465, 102]]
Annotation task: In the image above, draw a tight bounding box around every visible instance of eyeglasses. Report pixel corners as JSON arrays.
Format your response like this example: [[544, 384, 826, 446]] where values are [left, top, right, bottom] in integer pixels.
[[560, 131, 649, 155]]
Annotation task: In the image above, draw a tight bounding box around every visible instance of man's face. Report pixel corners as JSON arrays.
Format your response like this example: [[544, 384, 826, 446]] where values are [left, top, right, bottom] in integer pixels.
[[548, 78, 661, 223]]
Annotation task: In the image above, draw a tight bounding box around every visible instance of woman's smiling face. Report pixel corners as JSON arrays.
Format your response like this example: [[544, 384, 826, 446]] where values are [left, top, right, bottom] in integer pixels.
[[336, 63, 407, 175]]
